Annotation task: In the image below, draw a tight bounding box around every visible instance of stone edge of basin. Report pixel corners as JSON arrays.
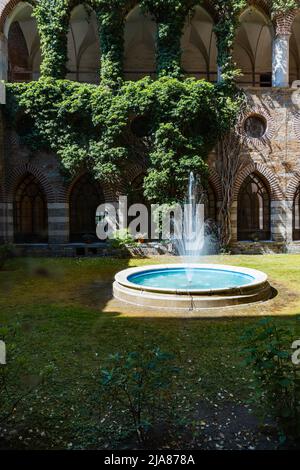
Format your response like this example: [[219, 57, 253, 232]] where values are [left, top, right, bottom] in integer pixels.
[[113, 264, 272, 310]]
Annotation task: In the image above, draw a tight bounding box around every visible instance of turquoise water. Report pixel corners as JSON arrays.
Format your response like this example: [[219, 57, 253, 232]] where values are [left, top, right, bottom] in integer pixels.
[[128, 268, 254, 290]]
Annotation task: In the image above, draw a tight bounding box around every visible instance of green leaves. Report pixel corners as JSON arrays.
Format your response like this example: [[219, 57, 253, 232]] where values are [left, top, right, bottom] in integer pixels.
[[241, 318, 300, 446], [6, 73, 240, 203], [272, 1, 298, 16], [8, 0, 245, 204], [95, 2, 127, 86], [99, 346, 178, 443], [141, 0, 194, 77], [33, 0, 71, 78], [214, 0, 247, 73]]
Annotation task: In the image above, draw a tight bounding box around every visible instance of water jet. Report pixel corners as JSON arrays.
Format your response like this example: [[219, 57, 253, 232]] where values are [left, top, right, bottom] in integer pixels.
[[113, 173, 272, 310]]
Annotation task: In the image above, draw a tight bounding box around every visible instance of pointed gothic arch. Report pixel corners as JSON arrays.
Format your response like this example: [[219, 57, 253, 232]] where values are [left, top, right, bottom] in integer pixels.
[[14, 172, 48, 243], [233, 6, 273, 87], [124, 4, 156, 80], [181, 5, 217, 82], [237, 172, 271, 241], [205, 182, 217, 221], [67, 4, 100, 83]]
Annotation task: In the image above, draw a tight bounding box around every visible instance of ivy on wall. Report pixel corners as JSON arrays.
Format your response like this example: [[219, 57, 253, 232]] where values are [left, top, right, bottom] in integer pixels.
[[272, 0, 298, 16], [7, 0, 283, 203], [32, 0, 71, 78], [141, 0, 197, 78], [91, 0, 133, 87], [29, 0, 259, 82], [6, 77, 242, 203], [213, 0, 247, 79], [31, 0, 201, 82]]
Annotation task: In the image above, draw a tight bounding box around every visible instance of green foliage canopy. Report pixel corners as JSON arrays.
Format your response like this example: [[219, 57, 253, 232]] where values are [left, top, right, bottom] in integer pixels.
[[6, 0, 263, 203], [6, 77, 241, 203]]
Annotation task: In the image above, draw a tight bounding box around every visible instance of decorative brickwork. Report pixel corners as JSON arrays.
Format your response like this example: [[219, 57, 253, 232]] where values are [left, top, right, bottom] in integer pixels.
[[233, 162, 283, 201], [208, 167, 222, 202], [122, 163, 146, 188], [286, 172, 300, 200], [273, 9, 297, 35], [240, 106, 277, 148], [0, 0, 25, 32], [66, 172, 119, 203], [2, 1, 300, 251], [4, 163, 57, 203]]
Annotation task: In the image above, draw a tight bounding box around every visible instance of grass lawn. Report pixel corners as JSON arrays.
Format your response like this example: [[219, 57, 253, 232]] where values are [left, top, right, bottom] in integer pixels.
[[0, 254, 300, 450]]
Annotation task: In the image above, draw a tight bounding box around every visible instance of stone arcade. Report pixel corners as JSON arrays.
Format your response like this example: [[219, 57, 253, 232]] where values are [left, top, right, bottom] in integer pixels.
[[1, 1, 300, 255]]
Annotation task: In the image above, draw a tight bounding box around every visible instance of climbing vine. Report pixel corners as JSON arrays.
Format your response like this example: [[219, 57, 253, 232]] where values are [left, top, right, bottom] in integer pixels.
[[141, 0, 197, 78], [32, 0, 72, 78], [30, 0, 252, 82], [91, 0, 132, 87], [272, 0, 298, 16], [5, 0, 253, 203], [213, 0, 247, 79], [6, 77, 241, 203]]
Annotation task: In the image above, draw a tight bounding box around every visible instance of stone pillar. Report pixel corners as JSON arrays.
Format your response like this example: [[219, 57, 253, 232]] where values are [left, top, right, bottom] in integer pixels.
[[230, 201, 238, 242], [96, 9, 124, 86], [0, 34, 8, 81], [271, 200, 287, 242], [155, 21, 182, 78], [0, 203, 14, 243], [284, 200, 294, 243], [47, 203, 69, 244], [272, 33, 290, 87]]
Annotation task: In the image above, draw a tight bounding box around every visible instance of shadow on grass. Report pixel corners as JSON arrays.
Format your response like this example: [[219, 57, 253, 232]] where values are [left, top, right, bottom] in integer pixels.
[[0, 255, 299, 451]]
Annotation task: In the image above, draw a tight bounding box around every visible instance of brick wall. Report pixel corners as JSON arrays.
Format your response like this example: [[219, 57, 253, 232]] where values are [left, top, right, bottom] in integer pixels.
[[210, 87, 300, 248], [2, 87, 300, 251]]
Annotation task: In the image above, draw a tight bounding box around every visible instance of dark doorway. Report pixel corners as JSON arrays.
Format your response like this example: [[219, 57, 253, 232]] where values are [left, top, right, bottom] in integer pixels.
[[14, 174, 48, 243], [237, 173, 271, 241], [69, 174, 104, 242]]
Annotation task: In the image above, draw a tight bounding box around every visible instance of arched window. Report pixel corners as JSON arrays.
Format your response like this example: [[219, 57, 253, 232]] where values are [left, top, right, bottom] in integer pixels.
[[124, 6, 156, 80], [14, 174, 48, 243], [67, 5, 100, 83], [181, 6, 217, 82], [6, 3, 41, 82], [293, 185, 300, 240], [233, 8, 272, 87], [237, 173, 270, 241], [69, 174, 104, 242]]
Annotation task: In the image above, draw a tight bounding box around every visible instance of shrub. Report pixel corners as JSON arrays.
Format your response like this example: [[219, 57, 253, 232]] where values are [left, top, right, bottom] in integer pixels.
[[241, 319, 300, 447], [6, 76, 242, 205], [100, 347, 179, 444], [109, 229, 136, 249]]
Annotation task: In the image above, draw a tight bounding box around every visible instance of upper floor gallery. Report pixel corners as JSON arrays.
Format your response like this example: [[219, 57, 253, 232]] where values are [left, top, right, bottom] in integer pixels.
[[0, 0, 299, 88]]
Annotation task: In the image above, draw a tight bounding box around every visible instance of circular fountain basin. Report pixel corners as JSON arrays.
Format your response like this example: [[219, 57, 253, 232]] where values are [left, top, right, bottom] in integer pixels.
[[113, 264, 272, 310]]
